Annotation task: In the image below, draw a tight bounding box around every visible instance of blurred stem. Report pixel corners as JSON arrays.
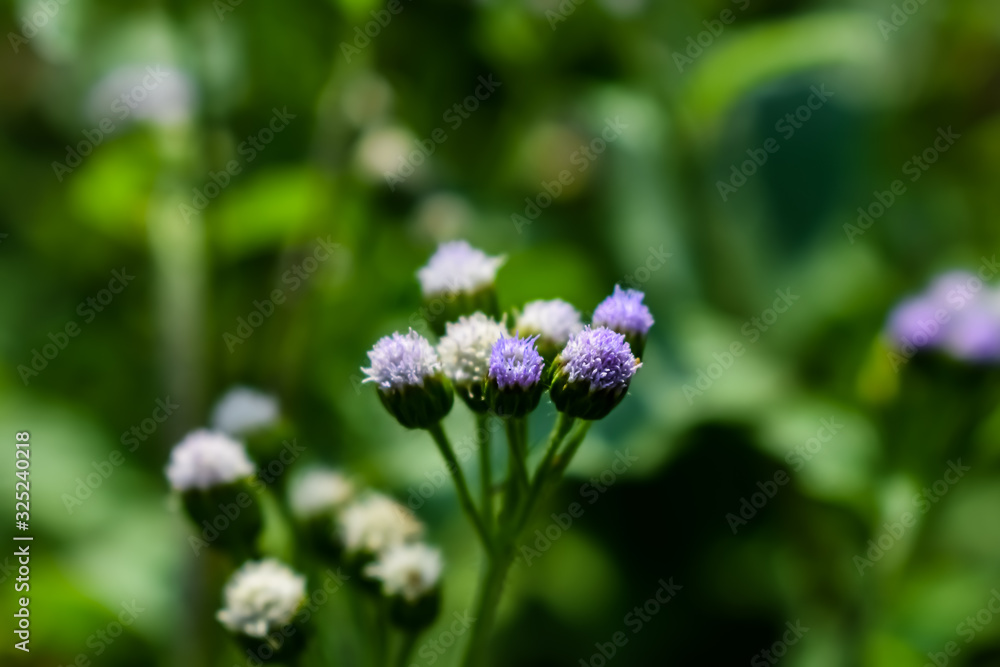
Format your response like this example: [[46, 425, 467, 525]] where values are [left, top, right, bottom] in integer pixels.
[[460, 544, 515, 667], [550, 421, 594, 479], [374, 599, 389, 667], [426, 422, 492, 553], [395, 631, 419, 667], [477, 413, 494, 538]]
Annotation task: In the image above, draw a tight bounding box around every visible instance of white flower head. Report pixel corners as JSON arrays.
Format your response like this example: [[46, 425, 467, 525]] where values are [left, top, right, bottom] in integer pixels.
[[416, 241, 505, 298], [516, 299, 584, 346], [165, 430, 255, 491], [338, 493, 423, 555], [362, 329, 442, 391], [437, 313, 509, 386], [217, 559, 307, 638], [288, 468, 355, 520], [211, 386, 281, 436], [364, 543, 443, 602]]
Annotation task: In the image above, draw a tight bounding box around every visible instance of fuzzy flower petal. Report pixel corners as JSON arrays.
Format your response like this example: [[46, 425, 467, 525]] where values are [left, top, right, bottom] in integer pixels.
[[288, 468, 355, 520], [362, 330, 441, 391], [593, 286, 654, 337], [364, 543, 443, 602], [517, 299, 584, 346], [165, 430, 255, 491], [416, 241, 505, 297], [217, 559, 306, 638], [438, 313, 509, 386], [338, 493, 424, 555], [488, 334, 544, 390], [560, 326, 640, 391], [211, 386, 280, 436]]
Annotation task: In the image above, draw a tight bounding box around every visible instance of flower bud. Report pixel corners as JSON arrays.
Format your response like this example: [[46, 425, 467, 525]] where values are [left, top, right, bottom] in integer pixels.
[[592, 286, 654, 359], [486, 333, 545, 418], [362, 329, 454, 429], [417, 241, 505, 335], [550, 327, 641, 420], [437, 313, 508, 413]]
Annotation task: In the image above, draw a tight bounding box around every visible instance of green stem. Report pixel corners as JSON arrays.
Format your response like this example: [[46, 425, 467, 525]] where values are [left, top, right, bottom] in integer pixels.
[[374, 599, 389, 667], [514, 413, 576, 534], [477, 412, 494, 539], [426, 421, 493, 553], [395, 631, 420, 667], [460, 545, 515, 667], [550, 421, 593, 479], [505, 418, 530, 493]]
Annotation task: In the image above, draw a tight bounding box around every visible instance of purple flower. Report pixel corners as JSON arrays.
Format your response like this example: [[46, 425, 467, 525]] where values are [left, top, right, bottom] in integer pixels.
[[559, 326, 640, 391], [886, 296, 945, 349], [943, 305, 1000, 361], [362, 330, 441, 391], [593, 286, 654, 337], [488, 334, 544, 390]]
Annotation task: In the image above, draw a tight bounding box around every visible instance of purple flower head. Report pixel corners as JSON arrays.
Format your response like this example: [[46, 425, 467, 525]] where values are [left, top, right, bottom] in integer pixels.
[[943, 304, 1000, 362], [488, 334, 544, 390], [593, 286, 654, 337], [886, 296, 945, 349], [559, 326, 640, 391], [362, 330, 441, 391]]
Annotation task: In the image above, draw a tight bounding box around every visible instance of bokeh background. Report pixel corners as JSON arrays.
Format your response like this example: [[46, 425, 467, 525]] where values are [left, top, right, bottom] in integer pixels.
[[3, 0, 1000, 665]]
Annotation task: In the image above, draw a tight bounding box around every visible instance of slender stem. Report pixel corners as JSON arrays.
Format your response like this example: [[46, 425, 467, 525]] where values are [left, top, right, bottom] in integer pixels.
[[426, 421, 493, 553], [550, 421, 593, 478], [505, 418, 530, 493], [514, 413, 576, 534], [395, 631, 420, 667], [476, 412, 494, 539], [374, 599, 389, 667], [460, 545, 515, 667]]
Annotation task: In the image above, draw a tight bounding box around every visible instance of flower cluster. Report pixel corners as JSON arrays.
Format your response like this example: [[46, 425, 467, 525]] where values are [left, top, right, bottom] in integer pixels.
[[886, 270, 1000, 363]]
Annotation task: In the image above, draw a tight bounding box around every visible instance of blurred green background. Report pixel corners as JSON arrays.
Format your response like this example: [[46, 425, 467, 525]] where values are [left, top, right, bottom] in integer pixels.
[[3, 0, 1000, 665]]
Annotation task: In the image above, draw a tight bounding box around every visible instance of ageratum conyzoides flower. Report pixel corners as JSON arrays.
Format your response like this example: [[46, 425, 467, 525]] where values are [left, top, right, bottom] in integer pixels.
[[550, 326, 641, 420], [593, 286, 654, 358], [516, 299, 584, 364], [486, 333, 545, 418], [437, 313, 509, 413], [362, 329, 454, 429], [365, 542, 443, 630], [416, 241, 505, 334]]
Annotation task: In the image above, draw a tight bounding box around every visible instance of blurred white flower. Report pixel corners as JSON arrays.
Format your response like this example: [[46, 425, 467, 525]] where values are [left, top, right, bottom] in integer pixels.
[[288, 468, 355, 520], [338, 493, 423, 555], [354, 125, 415, 182], [517, 299, 584, 347], [165, 429, 254, 491], [217, 559, 306, 638], [211, 386, 280, 436], [416, 241, 505, 298], [87, 64, 197, 128], [365, 543, 442, 602]]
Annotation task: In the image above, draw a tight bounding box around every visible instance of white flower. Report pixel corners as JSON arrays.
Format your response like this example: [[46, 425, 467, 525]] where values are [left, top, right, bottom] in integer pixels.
[[361, 329, 442, 391], [217, 559, 307, 638], [338, 493, 423, 555], [165, 430, 255, 491], [437, 313, 508, 386], [416, 241, 505, 298], [88, 64, 197, 128], [211, 386, 281, 436], [365, 543, 443, 602], [516, 299, 584, 346], [288, 468, 355, 520]]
